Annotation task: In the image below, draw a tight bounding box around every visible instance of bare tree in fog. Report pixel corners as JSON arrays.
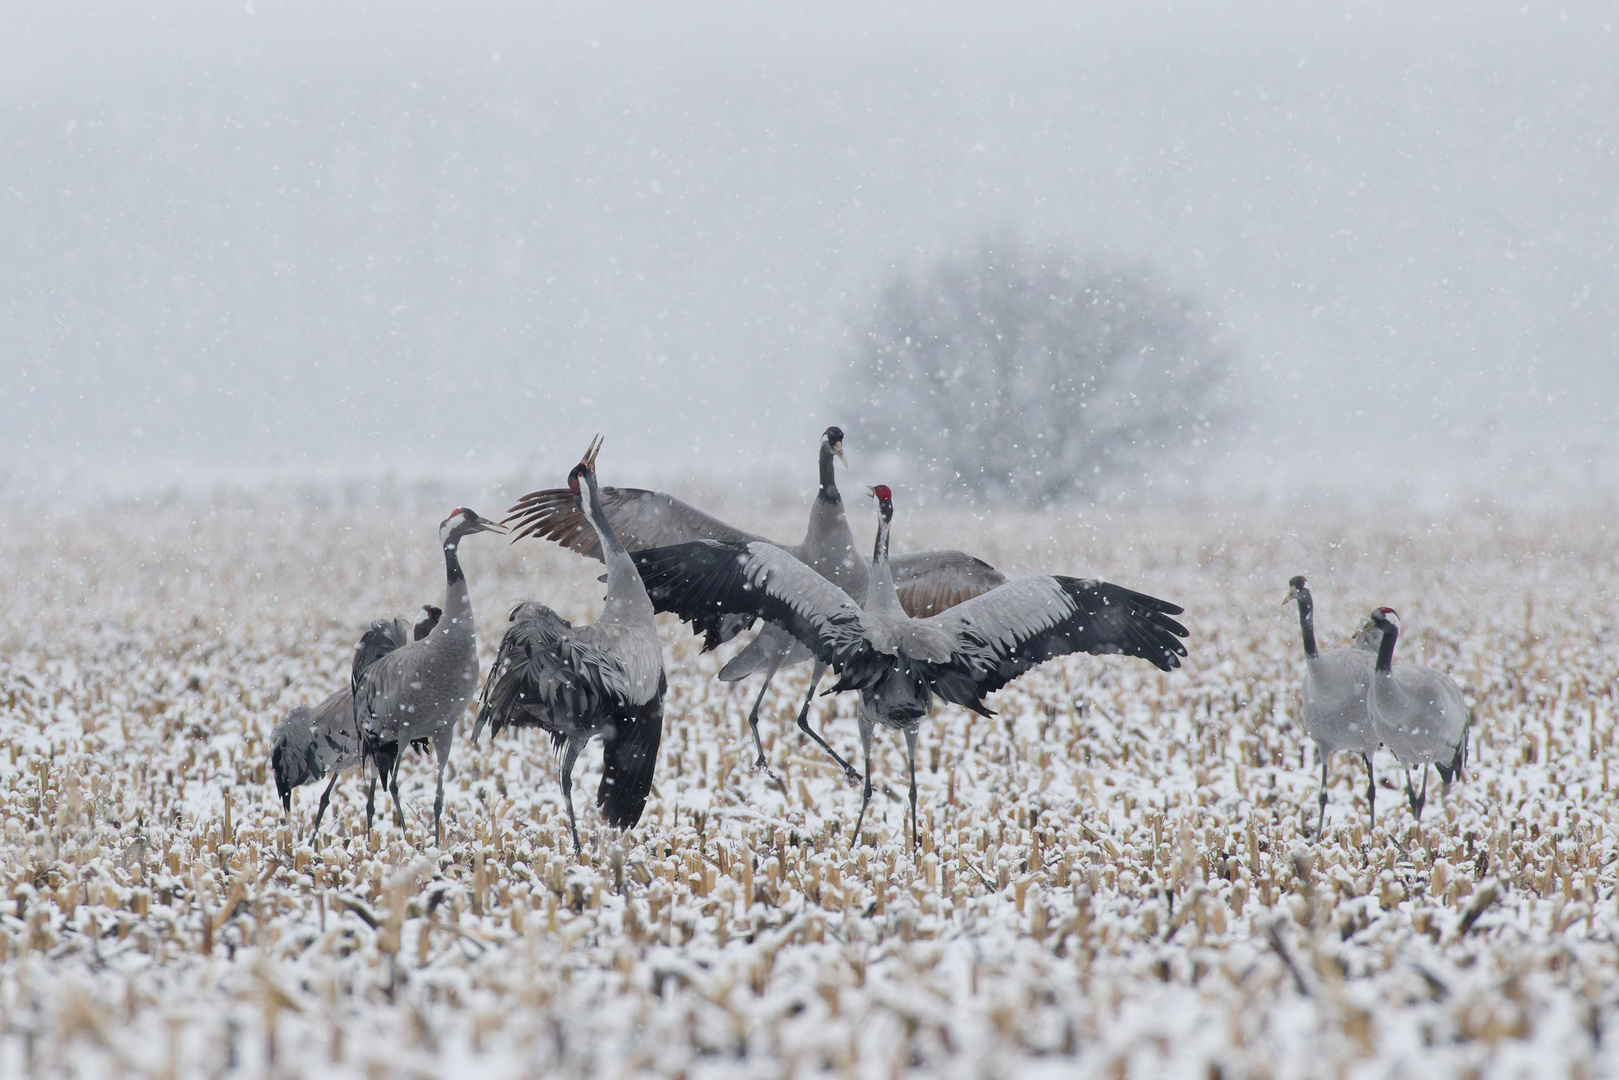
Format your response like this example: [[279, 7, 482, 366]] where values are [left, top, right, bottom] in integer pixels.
[[845, 235, 1237, 505]]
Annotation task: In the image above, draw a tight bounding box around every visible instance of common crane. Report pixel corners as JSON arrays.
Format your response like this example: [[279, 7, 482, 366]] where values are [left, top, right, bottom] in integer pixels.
[[356, 509, 501, 846], [474, 437, 666, 858], [1360, 607, 1469, 821], [633, 485, 1189, 849], [1284, 576, 1380, 835]]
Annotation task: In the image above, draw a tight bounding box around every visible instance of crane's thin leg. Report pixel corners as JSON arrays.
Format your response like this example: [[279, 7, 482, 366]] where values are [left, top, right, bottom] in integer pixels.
[[431, 725, 454, 848], [1405, 766, 1430, 821], [1361, 751, 1376, 831], [366, 772, 377, 835], [905, 726, 920, 853], [795, 662, 860, 787], [849, 712, 876, 851], [388, 754, 407, 833], [744, 662, 782, 771], [559, 741, 584, 859], [310, 771, 341, 842], [744, 676, 773, 769], [1316, 753, 1330, 840]]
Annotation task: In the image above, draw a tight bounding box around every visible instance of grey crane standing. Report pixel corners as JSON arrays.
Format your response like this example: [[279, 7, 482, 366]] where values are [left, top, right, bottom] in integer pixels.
[[1361, 607, 1469, 820], [1284, 576, 1380, 836], [271, 607, 441, 839], [356, 509, 501, 845], [633, 484, 1189, 849], [474, 437, 666, 858], [503, 426, 1006, 782]]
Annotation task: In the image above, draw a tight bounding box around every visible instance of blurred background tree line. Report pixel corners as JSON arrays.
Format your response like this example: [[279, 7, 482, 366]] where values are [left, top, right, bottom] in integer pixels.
[[844, 234, 1238, 506]]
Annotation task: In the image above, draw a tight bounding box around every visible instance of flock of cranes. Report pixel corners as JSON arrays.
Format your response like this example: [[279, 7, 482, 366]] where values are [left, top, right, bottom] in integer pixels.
[[271, 431, 1471, 860]]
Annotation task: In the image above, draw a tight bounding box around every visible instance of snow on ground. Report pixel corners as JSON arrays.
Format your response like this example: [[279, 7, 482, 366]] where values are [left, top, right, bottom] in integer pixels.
[[1, 484, 1616, 1077]]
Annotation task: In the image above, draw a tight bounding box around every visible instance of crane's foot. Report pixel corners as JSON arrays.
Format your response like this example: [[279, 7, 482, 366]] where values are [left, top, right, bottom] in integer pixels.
[[751, 753, 784, 789]]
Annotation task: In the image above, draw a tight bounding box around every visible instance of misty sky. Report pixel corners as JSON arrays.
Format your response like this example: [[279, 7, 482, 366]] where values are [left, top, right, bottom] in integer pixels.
[[2, 1, 1615, 481]]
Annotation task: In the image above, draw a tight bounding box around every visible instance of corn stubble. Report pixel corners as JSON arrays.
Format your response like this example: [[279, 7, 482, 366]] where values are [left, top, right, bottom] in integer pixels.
[[0, 495, 1615, 1075]]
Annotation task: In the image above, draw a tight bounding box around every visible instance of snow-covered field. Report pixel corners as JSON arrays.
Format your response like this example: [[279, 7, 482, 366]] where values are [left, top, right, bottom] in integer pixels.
[[2, 483, 1617, 1077]]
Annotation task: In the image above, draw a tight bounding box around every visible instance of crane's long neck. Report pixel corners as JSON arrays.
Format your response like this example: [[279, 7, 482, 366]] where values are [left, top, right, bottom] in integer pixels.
[[583, 472, 653, 621], [818, 441, 839, 502], [441, 537, 474, 629], [871, 508, 890, 567], [865, 505, 904, 616], [802, 441, 864, 594], [1374, 621, 1398, 674], [1294, 589, 1319, 659]]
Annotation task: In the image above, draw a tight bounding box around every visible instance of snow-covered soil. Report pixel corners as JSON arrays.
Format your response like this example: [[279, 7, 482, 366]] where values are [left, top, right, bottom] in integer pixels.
[[2, 488, 1616, 1077]]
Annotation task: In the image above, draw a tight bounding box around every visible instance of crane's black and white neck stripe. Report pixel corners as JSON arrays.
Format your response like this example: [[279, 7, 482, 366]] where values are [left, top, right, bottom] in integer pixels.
[[1287, 575, 1320, 659], [1369, 607, 1400, 674], [818, 426, 847, 503]]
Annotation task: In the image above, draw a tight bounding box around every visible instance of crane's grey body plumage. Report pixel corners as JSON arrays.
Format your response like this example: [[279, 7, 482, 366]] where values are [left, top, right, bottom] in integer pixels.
[[1362, 607, 1469, 821], [476, 439, 666, 856], [355, 511, 498, 845], [1285, 576, 1380, 835], [633, 486, 1188, 847], [504, 427, 1007, 781]]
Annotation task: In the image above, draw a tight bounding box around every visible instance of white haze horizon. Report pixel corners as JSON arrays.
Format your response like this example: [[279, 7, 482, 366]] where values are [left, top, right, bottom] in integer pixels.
[[2, 0, 1617, 504]]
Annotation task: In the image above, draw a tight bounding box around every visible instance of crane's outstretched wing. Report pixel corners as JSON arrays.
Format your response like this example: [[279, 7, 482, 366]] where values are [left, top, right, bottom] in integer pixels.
[[890, 550, 1009, 618], [473, 601, 638, 744], [505, 486, 769, 561], [918, 575, 1189, 711], [634, 540, 875, 671]]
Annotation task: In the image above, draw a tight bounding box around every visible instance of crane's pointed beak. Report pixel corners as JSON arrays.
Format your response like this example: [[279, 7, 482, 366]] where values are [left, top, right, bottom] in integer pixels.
[[1356, 616, 1378, 635], [581, 433, 603, 470], [833, 440, 848, 468], [473, 515, 506, 535], [1281, 585, 1301, 607]]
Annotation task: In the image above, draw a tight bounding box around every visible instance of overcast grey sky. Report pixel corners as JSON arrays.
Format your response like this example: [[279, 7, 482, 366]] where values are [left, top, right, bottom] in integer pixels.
[[2, 1, 1615, 484]]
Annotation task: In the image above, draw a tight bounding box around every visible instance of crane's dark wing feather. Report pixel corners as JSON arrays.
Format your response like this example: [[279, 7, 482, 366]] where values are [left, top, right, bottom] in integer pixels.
[[920, 576, 1188, 709], [890, 550, 1009, 618], [633, 540, 878, 677], [350, 619, 409, 701], [596, 673, 664, 830], [473, 602, 629, 743], [505, 486, 768, 561]]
